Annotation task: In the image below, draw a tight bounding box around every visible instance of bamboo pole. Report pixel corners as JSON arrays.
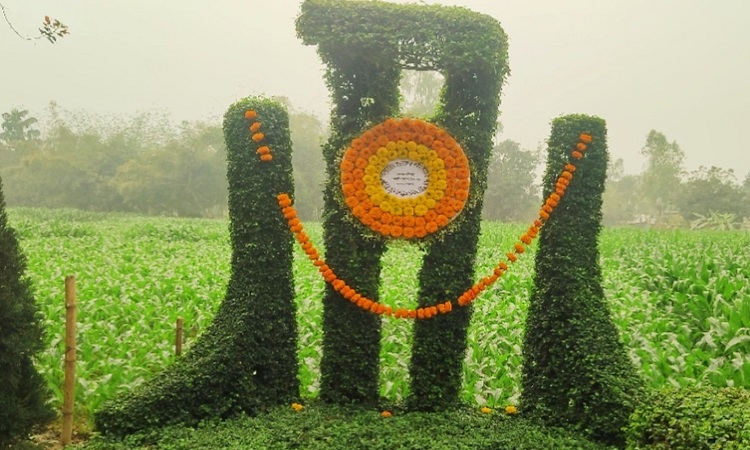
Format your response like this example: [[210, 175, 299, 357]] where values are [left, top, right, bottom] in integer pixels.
[[175, 317, 184, 356], [61, 276, 77, 446]]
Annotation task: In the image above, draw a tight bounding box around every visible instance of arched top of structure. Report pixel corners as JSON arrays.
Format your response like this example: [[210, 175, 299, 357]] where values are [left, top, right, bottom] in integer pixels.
[[296, 0, 509, 76]]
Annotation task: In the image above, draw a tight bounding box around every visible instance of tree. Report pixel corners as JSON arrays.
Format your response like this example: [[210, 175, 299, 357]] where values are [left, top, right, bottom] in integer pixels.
[[639, 130, 684, 222], [0, 108, 40, 145], [602, 158, 640, 225], [521, 115, 643, 447], [0, 3, 68, 43], [289, 108, 326, 221], [0, 175, 55, 447], [483, 139, 542, 221], [111, 122, 227, 217], [675, 166, 746, 221], [400, 70, 443, 117]]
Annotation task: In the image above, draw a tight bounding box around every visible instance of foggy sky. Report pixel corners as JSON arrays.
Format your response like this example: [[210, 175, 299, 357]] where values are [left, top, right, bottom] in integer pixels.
[[2, 0, 749, 180]]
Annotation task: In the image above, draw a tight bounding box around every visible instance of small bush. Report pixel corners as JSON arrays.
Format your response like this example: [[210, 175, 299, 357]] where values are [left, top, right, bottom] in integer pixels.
[[625, 386, 750, 449]]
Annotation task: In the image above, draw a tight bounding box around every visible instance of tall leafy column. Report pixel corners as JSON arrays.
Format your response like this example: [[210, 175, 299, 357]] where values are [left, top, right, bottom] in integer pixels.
[[315, 51, 401, 404], [96, 97, 299, 435], [409, 64, 505, 409], [521, 114, 643, 447]]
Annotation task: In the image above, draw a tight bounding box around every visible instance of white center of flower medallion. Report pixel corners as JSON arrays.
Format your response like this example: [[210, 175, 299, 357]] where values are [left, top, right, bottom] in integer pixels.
[[380, 159, 429, 198]]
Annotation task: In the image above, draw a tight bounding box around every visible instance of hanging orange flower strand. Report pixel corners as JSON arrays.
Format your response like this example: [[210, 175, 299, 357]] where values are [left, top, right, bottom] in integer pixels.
[[275, 132, 593, 319], [244, 109, 273, 162]]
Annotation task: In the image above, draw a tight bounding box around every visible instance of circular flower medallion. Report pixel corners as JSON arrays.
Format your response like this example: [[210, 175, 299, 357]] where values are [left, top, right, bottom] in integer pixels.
[[340, 117, 471, 239]]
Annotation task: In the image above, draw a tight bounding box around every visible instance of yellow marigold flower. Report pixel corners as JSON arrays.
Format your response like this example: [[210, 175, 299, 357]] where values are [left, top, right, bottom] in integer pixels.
[[505, 405, 517, 415], [291, 402, 304, 412], [480, 406, 492, 414]]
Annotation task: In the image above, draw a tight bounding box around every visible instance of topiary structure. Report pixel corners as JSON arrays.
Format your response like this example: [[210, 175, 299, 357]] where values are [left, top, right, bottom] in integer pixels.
[[0, 175, 55, 448], [296, 0, 508, 408], [520, 114, 643, 447], [95, 97, 299, 436]]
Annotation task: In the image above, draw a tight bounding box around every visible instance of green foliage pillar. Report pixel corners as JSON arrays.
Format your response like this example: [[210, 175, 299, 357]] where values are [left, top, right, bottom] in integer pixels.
[[298, 9, 401, 402], [0, 175, 54, 447], [95, 97, 299, 435], [521, 114, 643, 447]]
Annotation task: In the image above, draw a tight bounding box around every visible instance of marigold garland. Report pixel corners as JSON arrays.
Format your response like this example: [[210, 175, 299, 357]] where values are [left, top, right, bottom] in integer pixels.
[[339, 117, 471, 239], [244, 109, 273, 162], [274, 132, 593, 319]]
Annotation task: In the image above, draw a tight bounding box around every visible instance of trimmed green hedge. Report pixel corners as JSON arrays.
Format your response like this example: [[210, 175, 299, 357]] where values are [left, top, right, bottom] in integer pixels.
[[521, 115, 643, 447], [626, 386, 750, 450], [95, 97, 299, 435], [81, 404, 611, 450], [0, 175, 54, 448], [297, 0, 509, 409]]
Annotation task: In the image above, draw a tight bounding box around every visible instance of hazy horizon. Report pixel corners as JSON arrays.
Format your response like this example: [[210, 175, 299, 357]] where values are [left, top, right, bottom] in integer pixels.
[[2, 0, 749, 180]]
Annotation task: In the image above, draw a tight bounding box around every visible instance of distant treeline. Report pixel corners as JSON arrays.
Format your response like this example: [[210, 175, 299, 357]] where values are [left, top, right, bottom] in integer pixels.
[[2, 104, 749, 228]]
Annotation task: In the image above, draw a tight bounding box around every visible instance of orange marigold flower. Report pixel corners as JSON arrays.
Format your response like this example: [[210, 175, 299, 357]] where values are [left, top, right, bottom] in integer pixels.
[[244, 110, 257, 119], [250, 122, 262, 133], [579, 133, 592, 143], [260, 154, 273, 162], [514, 243, 526, 254], [576, 142, 587, 152], [542, 204, 554, 213], [257, 146, 271, 155], [277, 194, 292, 207], [507, 252, 518, 263], [252, 132, 265, 142], [539, 210, 550, 220], [561, 171, 573, 180], [521, 234, 532, 245], [564, 163, 577, 172], [381, 410, 392, 418], [571, 150, 583, 159]]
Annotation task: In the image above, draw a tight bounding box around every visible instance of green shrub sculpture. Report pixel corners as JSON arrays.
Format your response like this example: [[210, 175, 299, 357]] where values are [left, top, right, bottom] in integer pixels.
[[0, 175, 55, 447], [521, 114, 643, 447], [95, 97, 299, 435], [296, 0, 508, 409]]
